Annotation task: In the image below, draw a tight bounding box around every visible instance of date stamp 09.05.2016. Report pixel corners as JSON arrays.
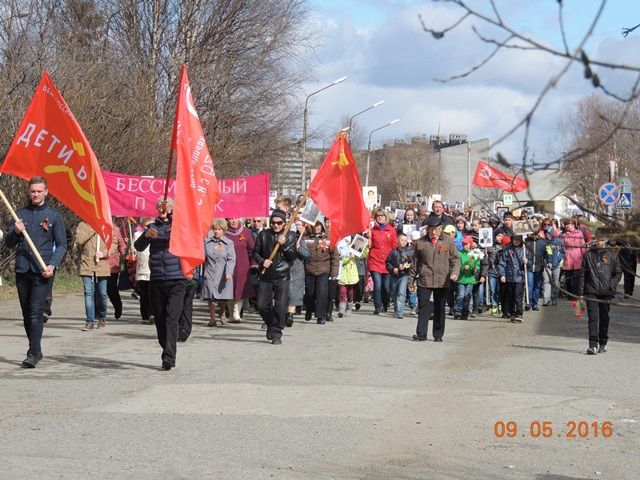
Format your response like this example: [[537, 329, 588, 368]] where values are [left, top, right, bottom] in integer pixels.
[[493, 420, 613, 439]]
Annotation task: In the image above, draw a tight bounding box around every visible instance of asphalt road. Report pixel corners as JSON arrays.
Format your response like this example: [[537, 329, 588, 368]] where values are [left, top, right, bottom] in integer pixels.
[[0, 289, 638, 479]]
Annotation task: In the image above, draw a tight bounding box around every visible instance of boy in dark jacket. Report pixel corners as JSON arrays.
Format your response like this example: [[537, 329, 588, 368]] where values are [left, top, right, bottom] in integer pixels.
[[542, 226, 565, 306], [497, 235, 532, 323], [525, 229, 549, 311], [580, 231, 622, 355], [386, 233, 416, 318]]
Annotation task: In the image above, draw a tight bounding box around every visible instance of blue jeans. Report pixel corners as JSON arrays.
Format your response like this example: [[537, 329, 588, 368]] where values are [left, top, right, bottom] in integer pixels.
[[370, 271, 391, 312], [82, 275, 108, 323], [527, 271, 544, 308], [472, 282, 485, 312], [488, 275, 500, 307], [454, 283, 474, 316], [390, 275, 411, 316]]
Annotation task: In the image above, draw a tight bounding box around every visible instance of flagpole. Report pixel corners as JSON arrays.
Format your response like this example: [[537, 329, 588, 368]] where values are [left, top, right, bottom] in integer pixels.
[[163, 149, 174, 202], [0, 188, 48, 271], [261, 192, 308, 274]]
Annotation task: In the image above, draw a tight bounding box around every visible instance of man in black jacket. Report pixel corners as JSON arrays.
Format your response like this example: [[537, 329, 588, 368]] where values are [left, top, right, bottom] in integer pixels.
[[134, 197, 186, 370], [252, 209, 297, 344], [5, 176, 67, 368], [580, 230, 622, 355]]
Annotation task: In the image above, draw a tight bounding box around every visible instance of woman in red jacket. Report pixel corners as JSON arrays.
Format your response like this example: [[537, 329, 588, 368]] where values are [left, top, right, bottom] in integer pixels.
[[368, 209, 398, 314]]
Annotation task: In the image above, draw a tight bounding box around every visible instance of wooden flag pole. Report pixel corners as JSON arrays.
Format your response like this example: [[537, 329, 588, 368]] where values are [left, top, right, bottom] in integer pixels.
[[261, 192, 309, 274], [523, 242, 530, 309], [163, 149, 174, 203], [0, 188, 48, 271]]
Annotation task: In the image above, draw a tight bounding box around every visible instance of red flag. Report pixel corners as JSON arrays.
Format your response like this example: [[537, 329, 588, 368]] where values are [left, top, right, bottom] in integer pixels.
[[169, 65, 221, 275], [307, 132, 370, 245], [472, 160, 528, 192], [0, 71, 113, 248]]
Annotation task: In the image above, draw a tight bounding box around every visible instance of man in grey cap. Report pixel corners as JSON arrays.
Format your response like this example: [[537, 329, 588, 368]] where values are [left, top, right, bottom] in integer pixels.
[[410, 216, 460, 342]]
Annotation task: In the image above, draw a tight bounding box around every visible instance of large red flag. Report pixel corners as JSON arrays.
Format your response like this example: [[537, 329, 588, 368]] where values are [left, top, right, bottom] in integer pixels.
[[472, 160, 528, 192], [307, 132, 370, 245], [169, 65, 221, 275], [0, 71, 113, 247]]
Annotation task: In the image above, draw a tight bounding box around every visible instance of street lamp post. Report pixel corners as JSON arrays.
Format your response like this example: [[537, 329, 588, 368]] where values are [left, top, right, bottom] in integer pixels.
[[365, 119, 400, 187], [348, 100, 384, 141], [302, 76, 348, 191]]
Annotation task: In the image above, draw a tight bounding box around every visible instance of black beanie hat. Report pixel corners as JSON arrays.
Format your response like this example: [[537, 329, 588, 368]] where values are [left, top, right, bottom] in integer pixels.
[[270, 209, 287, 223]]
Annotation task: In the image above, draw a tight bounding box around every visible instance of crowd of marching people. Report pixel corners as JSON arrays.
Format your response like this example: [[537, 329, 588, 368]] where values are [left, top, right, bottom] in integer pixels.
[[5, 177, 639, 369]]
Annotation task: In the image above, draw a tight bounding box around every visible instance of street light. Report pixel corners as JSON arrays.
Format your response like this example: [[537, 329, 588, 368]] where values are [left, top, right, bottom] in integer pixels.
[[348, 100, 384, 141], [322, 127, 350, 154], [301, 76, 348, 191], [365, 119, 400, 187]]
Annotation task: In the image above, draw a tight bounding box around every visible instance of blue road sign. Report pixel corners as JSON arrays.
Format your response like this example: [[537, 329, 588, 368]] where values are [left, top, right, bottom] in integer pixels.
[[617, 192, 632, 209], [598, 183, 620, 205]]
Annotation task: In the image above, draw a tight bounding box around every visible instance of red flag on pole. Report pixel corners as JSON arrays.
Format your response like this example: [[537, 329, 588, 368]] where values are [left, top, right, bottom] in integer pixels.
[[169, 65, 221, 275], [307, 132, 370, 245], [472, 160, 528, 192], [0, 71, 113, 248]]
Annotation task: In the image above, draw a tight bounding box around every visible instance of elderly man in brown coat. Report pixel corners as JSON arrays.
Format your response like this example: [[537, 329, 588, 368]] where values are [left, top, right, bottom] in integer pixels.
[[410, 216, 460, 342]]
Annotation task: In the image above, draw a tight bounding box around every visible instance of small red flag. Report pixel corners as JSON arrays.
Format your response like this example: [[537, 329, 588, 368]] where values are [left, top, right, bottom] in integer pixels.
[[169, 65, 221, 275], [0, 71, 113, 248], [307, 132, 370, 245], [472, 160, 528, 192]]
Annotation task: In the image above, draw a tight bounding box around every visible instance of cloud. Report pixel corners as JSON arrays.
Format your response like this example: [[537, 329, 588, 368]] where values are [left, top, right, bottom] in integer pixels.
[[302, 1, 636, 164]]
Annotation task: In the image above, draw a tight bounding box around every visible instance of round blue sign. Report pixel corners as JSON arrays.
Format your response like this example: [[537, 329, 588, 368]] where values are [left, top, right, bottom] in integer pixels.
[[598, 183, 620, 205]]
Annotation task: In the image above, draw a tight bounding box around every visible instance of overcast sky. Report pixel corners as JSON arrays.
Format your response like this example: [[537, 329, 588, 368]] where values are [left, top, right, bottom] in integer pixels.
[[302, 0, 640, 163]]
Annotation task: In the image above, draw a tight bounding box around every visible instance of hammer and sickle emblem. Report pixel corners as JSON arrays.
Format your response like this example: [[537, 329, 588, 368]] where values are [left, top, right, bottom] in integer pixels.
[[479, 166, 492, 180]]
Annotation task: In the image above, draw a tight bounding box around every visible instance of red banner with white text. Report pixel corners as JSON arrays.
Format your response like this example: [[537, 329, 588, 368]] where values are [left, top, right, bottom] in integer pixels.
[[102, 171, 270, 218]]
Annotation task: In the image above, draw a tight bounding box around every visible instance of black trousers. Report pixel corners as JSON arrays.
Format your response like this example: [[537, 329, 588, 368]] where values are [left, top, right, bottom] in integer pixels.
[[586, 296, 611, 347], [257, 278, 289, 340], [623, 271, 636, 296], [416, 287, 447, 339], [149, 279, 186, 365], [304, 272, 329, 320], [137, 280, 152, 320], [503, 282, 524, 317], [16, 271, 52, 356], [354, 274, 365, 303], [108, 272, 123, 318], [327, 278, 339, 312], [179, 280, 197, 341], [564, 270, 581, 299]]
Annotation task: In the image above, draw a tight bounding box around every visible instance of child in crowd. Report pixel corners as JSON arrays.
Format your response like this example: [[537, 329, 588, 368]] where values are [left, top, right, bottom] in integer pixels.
[[454, 236, 480, 320], [386, 233, 416, 319], [497, 234, 532, 323], [485, 231, 505, 315], [337, 235, 366, 317]]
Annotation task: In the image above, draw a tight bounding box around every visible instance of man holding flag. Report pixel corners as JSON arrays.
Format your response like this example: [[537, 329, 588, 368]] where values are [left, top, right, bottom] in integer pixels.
[[1, 71, 111, 367], [5, 177, 67, 368], [134, 65, 221, 368]]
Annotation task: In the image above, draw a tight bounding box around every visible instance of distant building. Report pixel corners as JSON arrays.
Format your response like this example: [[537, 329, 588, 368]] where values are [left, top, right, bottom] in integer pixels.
[[274, 142, 323, 196]]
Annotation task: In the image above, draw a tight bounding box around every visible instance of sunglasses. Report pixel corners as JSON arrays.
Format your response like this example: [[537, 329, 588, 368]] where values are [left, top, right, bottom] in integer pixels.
[[270, 220, 284, 225]]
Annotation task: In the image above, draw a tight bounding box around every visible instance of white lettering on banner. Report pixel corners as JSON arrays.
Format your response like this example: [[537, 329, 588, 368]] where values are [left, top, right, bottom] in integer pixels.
[[134, 196, 146, 211], [77, 166, 87, 181], [138, 178, 150, 193], [57, 144, 74, 164], [34, 129, 48, 147], [128, 178, 140, 192], [47, 135, 60, 153], [215, 197, 225, 212], [115, 178, 126, 191], [191, 137, 205, 165], [221, 179, 246, 194], [17, 123, 36, 147]]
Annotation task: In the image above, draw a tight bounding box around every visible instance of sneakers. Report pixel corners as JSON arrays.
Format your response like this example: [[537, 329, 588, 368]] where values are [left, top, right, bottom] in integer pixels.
[[490, 307, 498, 315], [162, 360, 174, 370], [586, 346, 597, 355], [22, 352, 43, 368], [513, 317, 523, 323], [82, 322, 95, 331], [354, 303, 361, 311], [598, 345, 607, 353]]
